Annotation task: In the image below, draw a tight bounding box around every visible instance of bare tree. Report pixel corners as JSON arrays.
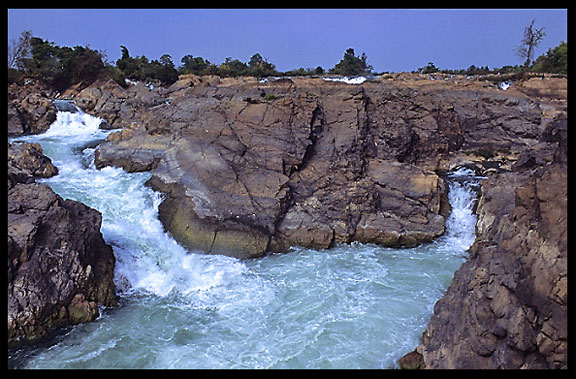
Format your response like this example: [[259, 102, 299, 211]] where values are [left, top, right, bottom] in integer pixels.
[[515, 19, 546, 69], [8, 30, 32, 70]]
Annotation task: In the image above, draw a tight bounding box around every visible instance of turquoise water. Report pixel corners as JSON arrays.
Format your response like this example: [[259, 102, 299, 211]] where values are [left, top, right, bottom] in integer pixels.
[[9, 110, 480, 369]]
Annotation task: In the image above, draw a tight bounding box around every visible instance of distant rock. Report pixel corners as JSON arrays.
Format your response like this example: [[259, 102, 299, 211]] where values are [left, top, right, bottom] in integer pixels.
[[52, 99, 78, 113]]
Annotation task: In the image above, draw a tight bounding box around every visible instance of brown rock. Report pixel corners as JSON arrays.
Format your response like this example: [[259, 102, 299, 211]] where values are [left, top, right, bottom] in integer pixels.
[[8, 142, 58, 186], [7, 142, 117, 346], [398, 350, 424, 369], [9, 74, 567, 368], [8, 81, 59, 136], [81, 75, 566, 260], [8, 181, 118, 346], [411, 148, 566, 368]]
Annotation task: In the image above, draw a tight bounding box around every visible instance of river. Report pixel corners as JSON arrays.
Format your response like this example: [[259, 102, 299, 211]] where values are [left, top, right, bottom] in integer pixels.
[[8, 108, 483, 369]]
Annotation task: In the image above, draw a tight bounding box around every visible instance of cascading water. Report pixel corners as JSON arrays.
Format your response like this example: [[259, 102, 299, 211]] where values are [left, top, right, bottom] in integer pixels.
[[8, 109, 483, 369]]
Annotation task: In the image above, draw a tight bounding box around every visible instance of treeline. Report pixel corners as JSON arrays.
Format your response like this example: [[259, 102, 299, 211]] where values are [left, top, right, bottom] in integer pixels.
[[415, 61, 525, 76], [8, 31, 109, 91], [7, 32, 373, 91], [415, 41, 567, 77], [8, 31, 567, 93]]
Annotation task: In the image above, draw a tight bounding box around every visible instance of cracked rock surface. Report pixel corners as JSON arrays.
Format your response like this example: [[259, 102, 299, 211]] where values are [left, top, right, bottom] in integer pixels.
[[408, 115, 567, 369]]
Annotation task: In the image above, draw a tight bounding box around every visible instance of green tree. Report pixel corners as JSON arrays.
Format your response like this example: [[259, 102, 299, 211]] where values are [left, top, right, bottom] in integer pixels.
[[21, 36, 106, 90], [116, 45, 151, 81], [417, 62, 439, 74], [515, 19, 546, 69], [284, 66, 325, 76], [247, 53, 277, 77], [153, 54, 179, 84], [24, 37, 60, 83], [218, 57, 249, 77], [180, 54, 213, 75], [531, 41, 567, 74], [116, 47, 179, 85], [66, 45, 106, 85], [329, 48, 373, 76]]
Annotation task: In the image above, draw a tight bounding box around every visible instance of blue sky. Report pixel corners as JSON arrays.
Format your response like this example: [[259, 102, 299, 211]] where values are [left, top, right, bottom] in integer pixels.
[[7, 8, 568, 73]]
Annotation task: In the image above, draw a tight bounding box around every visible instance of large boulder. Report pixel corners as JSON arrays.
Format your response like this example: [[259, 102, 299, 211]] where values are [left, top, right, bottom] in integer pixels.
[[89, 78, 456, 258], [8, 143, 118, 346], [8, 82, 57, 136], [8, 142, 58, 185]]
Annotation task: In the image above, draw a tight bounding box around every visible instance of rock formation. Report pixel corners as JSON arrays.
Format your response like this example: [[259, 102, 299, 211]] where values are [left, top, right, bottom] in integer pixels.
[[59, 75, 566, 262], [7, 73, 567, 368], [8, 81, 58, 136], [8, 142, 118, 346], [402, 115, 567, 369]]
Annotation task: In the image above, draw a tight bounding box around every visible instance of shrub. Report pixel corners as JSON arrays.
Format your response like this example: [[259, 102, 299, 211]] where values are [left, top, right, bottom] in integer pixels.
[[329, 48, 373, 76], [531, 41, 567, 75]]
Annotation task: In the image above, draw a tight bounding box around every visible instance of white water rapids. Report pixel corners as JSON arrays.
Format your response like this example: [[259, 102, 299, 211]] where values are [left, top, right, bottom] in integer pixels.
[[9, 109, 483, 369]]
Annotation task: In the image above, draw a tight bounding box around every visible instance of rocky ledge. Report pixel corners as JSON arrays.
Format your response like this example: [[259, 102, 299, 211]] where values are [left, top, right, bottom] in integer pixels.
[[8, 142, 118, 346]]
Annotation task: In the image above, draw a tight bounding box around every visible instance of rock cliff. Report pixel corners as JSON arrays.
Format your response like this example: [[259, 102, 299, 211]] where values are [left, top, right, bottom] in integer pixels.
[[408, 116, 567, 369], [8, 142, 118, 346]]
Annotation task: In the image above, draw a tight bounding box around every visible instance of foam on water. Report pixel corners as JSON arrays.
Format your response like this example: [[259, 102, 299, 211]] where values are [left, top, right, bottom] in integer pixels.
[[41, 111, 105, 139], [323, 76, 369, 84], [499, 80, 513, 90], [9, 110, 481, 369]]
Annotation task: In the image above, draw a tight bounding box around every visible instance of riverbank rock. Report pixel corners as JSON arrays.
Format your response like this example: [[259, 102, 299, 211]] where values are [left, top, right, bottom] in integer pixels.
[[8, 73, 567, 368], [8, 142, 59, 185], [8, 143, 118, 346], [8, 81, 58, 136], [404, 115, 567, 369]]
